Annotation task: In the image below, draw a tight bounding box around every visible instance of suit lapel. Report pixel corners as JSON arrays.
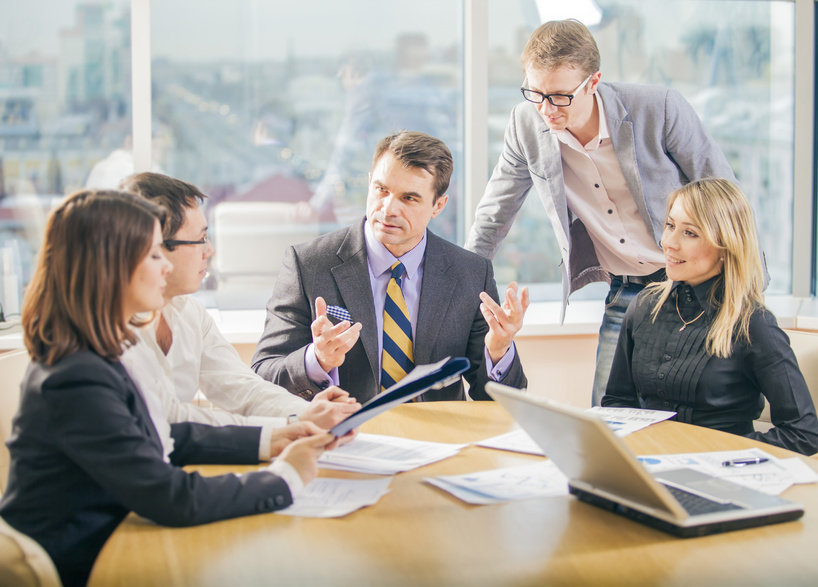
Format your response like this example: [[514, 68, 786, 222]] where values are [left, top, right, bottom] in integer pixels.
[[415, 231, 456, 365], [331, 222, 379, 383]]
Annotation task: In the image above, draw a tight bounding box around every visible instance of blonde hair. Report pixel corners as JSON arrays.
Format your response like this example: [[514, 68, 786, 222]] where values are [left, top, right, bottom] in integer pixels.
[[521, 19, 600, 76], [648, 178, 765, 358], [22, 190, 164, 365]]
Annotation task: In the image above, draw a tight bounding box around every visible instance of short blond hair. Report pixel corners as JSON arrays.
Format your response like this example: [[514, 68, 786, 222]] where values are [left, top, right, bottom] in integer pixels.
[[648, 178, 765, 358], [521, 19, 600, 76]]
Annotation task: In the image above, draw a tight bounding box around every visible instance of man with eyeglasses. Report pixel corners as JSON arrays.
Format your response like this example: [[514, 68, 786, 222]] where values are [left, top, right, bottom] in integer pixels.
[[465, 19, 744, 406], [118, 173, 361, 460]]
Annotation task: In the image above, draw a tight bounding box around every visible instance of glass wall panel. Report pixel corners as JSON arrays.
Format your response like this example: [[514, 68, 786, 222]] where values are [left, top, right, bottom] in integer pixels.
[[151, 1, 463, 304], [487, 0, 794, 296], [0, 0, 131, 321]]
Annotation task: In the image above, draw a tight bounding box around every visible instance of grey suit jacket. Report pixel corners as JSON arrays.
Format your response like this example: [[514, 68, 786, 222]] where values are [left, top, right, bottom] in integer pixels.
[[465, 82, 742, 321], [252, 221, 526, 403]]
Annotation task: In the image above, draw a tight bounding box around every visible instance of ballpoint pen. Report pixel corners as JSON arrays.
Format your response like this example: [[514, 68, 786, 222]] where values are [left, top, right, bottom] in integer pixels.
[[722, 457, 769, 467]]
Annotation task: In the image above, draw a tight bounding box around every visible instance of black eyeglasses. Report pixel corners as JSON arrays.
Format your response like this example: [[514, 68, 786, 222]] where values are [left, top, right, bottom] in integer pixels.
[[520, 74, 592, 107], [163, 233, 209, 250]]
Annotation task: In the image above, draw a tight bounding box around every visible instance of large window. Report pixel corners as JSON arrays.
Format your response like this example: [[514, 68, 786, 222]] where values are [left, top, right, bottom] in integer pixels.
[[487, 0, 795, 296], [150, 0, 463, 303], [0, 1, 809, 321], [0, 0, 131, 319]]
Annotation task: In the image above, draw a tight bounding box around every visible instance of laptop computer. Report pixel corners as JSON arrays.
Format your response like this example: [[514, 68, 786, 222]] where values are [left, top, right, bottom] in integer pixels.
[[485, 382, 804, 537]]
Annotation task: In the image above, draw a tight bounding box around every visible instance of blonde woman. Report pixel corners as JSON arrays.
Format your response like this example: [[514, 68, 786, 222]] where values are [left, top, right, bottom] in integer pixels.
[[602, 178, 818, 455]]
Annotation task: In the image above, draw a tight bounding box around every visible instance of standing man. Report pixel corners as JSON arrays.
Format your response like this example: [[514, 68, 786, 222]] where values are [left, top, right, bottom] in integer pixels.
[[465, 19, 742, 406], [253, 130, 528, 403]]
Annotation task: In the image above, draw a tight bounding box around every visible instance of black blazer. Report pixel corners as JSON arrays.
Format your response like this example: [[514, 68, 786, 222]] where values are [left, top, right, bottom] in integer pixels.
[[0, 351, 293, 587], [252, 222, 527, 402]]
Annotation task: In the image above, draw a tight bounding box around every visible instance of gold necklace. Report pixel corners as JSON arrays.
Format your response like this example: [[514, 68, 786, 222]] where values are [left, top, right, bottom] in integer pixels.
[[675, 295, 705, 332]]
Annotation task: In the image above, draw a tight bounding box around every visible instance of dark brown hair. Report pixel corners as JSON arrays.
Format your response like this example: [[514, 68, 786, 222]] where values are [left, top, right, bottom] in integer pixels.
[[371, 131, 453, 202], [22, 190, 164, 365], [120, 172, 206, 245]]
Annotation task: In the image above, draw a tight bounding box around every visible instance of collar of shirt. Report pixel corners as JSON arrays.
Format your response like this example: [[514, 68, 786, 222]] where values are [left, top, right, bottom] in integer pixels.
[[554, 92, 608, 152], [363, 219, 426, 280], [670, 275, 723, 317]]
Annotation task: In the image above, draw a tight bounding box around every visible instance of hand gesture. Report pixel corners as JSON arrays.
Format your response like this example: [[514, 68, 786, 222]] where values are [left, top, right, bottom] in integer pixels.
[[480, 281, 530, 363], [300, 386, 362, 429], [269, 420, 333, 458], [277, 432, 337, 485], [311, 297, 362, 372]]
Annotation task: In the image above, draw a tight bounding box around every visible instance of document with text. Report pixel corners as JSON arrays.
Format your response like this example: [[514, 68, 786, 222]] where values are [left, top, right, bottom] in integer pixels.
[[318, 432, 467, 475], [476, 407, 677, 455], [425, 461, 569, 505], [275, 477, 393, 518], [638, 448, 818, 495]]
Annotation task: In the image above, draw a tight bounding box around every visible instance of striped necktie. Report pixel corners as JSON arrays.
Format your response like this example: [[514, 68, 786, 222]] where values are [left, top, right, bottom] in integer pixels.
[[381, 261, 414, 390]]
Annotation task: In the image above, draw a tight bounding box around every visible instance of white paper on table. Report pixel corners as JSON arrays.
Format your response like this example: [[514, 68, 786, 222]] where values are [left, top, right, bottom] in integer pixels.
[[584, 407, 676, 437], [474, 428, 544, 456], [637, 448, 818, 495], [275, 477, 392, 518], [476, 408, 676, 456], [318, 433, 467, 475], [425, 461, 569, 504]]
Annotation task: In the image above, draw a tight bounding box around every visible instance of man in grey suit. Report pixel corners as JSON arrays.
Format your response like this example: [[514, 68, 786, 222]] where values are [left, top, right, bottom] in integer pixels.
[[253, 131, 528, 403], [464, 20, 739, 406]]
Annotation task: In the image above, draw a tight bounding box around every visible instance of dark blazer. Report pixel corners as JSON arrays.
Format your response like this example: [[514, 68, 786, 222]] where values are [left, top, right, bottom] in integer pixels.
[[252, 221, 527, 402], [0, 351, 293, 587]]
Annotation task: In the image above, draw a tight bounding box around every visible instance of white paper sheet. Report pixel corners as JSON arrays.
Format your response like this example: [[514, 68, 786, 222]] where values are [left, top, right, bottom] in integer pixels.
[[425, 461, 569, 504], [637, 448, 818, 495], [318, 433, 467, 475], [585, 407, 676, 436], [475, 428, 544, 456], [275, 477, 393, 518], [476, 408, 677, 456]]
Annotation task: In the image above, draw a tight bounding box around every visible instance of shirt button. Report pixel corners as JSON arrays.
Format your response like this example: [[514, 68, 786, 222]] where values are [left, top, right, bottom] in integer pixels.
[[664, 401, 670, 407], [619, 238, 625, 244], [659, 391, 665, 396], [663, 354, 671, 361], [658, 373, 665, 380]]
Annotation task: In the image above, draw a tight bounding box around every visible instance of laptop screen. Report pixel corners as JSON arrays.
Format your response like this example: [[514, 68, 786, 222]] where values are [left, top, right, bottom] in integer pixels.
[[486, 382, 681, 516]]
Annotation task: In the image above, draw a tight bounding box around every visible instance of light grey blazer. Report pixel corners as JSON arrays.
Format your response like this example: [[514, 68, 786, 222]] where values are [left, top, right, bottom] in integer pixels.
[[252, 220, 526, 403], [465, 82, 743, 321]]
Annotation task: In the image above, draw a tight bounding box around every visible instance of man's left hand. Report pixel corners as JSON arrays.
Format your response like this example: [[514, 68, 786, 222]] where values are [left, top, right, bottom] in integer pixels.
[[480, 281, 530, 363]]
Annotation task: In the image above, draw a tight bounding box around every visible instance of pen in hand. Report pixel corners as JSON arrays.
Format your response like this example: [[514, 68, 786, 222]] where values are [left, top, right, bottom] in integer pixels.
[[722, 457, 769, 467]]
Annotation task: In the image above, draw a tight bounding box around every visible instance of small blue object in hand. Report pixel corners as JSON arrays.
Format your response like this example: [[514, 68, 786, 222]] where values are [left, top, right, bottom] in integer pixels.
[[326, 305, 353, 323]]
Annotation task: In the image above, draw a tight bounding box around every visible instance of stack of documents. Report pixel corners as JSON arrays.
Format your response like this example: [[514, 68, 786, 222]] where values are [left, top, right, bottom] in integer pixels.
[[425, 462, 569, 505], [476, 407, 676, 456], [318, 433, 468, 475], [276, 477, 393, 518], [638, 448, 818, 495]]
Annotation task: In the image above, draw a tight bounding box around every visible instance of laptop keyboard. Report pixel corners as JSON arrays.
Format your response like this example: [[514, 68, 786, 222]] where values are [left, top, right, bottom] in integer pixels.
[[663, 484, 744, 515]]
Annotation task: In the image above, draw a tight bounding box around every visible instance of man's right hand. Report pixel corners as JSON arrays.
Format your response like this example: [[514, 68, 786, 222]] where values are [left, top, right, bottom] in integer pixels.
[[311, 296, 362, 372]]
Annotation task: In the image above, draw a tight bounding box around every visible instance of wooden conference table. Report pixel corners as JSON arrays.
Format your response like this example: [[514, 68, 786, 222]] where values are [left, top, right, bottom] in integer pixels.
[[88, 402, 818, 586]]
